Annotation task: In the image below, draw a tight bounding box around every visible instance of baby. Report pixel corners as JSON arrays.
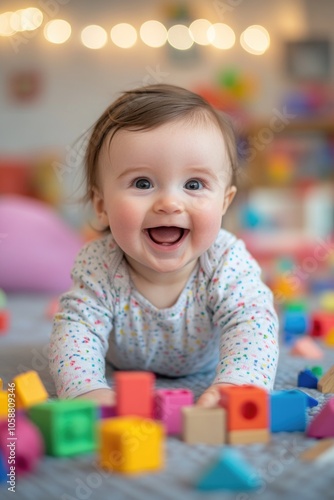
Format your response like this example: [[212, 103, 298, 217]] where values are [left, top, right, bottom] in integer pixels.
[[49, 84, 279, 408]]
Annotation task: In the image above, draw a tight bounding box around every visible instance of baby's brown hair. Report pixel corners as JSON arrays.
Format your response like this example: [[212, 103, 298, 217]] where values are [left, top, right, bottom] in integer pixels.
[[84, 83, 238, 203]]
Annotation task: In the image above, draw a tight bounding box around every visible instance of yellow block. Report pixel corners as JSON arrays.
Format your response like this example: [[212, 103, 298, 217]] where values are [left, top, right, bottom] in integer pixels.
[[13, 370, 48, 409], [0, 390, 7, 419], [324, 328, 334, 348], [0, 378, 3, 391], [320, 292, 334, 313], [100, 416, 164, 474]]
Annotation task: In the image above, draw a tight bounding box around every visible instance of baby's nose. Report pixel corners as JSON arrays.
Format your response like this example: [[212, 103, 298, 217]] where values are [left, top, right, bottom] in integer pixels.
[[153, 193, 185, 214]]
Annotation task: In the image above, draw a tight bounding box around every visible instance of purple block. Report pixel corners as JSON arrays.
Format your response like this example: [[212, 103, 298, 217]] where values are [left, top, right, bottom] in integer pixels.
[[154, 388, 194, 435], [99, 405, 116, 419]]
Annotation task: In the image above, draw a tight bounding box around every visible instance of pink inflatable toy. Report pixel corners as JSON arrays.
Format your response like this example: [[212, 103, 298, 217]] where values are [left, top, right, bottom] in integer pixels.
[[0, 195, 84, 292]]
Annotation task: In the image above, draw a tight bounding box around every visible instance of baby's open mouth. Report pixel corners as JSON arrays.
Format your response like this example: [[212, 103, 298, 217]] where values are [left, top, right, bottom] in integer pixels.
[[146, 226, 187, 246]]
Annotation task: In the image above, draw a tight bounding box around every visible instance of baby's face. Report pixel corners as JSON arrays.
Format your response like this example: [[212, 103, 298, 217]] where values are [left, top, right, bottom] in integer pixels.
[[94, 118, 236, 277]]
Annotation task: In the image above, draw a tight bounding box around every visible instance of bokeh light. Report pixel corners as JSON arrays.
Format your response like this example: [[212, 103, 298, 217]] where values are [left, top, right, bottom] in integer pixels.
[[167, 24, 194, 50], [240, 25, 270, 55], [44, 19, 71, 44], [81, 25, 107, 49], [0, 12, 16, 36], [189, 19, 212, 46], [140, 20, 167, 48], [110, 23, 137, 48], [207, 23, 235, 49]]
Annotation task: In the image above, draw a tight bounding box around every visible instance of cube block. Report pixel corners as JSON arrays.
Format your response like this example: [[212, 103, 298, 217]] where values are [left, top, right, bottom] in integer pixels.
[[182, 407, 225, 445], [270, 390, 307, 432], [154, 388, 193, 435], [13, 371, 48, 409], [28, 399, 98, 456], [100, 416, 164, 474], [115, 371, 155, 418], [219, 385, 269, 432]]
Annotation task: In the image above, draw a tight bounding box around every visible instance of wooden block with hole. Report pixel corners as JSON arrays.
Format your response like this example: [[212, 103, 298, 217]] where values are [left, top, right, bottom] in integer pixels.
[[182, 406, 226, 445], [219, 385, 270, 444], [317, 365, 334, 393]]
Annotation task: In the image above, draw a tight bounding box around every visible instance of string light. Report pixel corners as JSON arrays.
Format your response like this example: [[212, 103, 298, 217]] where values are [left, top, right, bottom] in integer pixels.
[[81, 25, 107, 49], [240, 25, 270, 55], [189, 19, 212, 46], [110, 23, 137, 48], [140, 20, 167, 48], [44, 19, 71, 44], [208, 23, 235, 50], [167, 24, 193, 50]]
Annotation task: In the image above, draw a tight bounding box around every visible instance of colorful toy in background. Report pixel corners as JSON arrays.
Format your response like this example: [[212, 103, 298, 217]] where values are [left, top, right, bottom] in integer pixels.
[[0, 289, 9, 335], [0, 196, 84, 293], [1, 367, 334, 491], [194, 67, 257, 119]]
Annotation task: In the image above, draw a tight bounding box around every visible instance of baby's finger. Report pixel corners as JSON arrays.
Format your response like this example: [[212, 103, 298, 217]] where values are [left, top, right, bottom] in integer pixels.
[[196, 387, 220, 408]]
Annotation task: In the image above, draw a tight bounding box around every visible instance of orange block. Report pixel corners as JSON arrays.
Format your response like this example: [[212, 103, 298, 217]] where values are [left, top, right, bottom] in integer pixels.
[[115, 371, 155, 418], [13, 370, 48, 408], [219, 385, 269, 432]]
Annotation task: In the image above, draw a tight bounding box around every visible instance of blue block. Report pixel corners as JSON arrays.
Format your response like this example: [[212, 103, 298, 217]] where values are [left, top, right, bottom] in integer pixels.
[[270, 390, 307, 432], [0, 452, 7, 483], [296, 390, 318, 408], [283, 311, 308, 335], [195, 448, 262, 491], [297, 369, 318, 389]]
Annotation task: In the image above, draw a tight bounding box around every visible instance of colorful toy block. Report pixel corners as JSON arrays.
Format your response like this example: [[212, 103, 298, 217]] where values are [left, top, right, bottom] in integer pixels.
[[154, 388, 193, 435], [324, 328, 334, 348], [297, 369, 318, 389], [296, 391, 318, 408], [100, 416, 164, 474], [307, 398, 334, 438], [195, 448, 261, 491], [319, 291, 334, 312], [283, 311, 308, 335], [318, 365, 334, 393], [0, 310, 9, 335], [219, 385, 269, 444], [28, 399, 98, 456], [13, 370, 48, 409], [0, 416, 44, 475], [100, 405, 116, 419], [182, 407, 225, 445], [270, 390, 307, 432], [0, 391, 7, 420], [0, 451, 7, 483], [290, 336, 323, 359], [310, 311, 334, 338], [300, 439, 334, 464], [114, 371, 155, 418], [311, 366, 323, 378]]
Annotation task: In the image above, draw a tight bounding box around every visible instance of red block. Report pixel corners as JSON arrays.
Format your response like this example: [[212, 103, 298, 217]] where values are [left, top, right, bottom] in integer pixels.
[[310, 312, 334, 338], [114, 371, 155, 418], [0, 310, 9, 335]]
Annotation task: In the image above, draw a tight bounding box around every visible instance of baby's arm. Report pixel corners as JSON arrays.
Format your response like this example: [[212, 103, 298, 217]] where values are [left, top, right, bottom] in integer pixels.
[[49, 240, 114, 401], [209, 239, 279, 391]]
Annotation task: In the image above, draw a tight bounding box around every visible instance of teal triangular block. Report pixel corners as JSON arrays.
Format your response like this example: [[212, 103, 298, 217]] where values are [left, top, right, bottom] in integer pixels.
[[195, 448, 262, 491]]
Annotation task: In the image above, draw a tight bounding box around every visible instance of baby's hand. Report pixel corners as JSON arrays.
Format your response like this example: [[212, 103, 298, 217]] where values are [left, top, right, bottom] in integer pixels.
[[196, 383, 235, 408], [76, 388, 115, 406]]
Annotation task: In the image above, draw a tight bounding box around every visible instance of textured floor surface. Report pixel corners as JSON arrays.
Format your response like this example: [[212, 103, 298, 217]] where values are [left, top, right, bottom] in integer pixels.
[[1, 294, 334, 500]]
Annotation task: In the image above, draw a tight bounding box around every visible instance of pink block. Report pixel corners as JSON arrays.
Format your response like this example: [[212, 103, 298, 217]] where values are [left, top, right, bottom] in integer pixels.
[[307, 397, 334, 438], [154, 388, 194, 435], [0, 415, 44, 475]]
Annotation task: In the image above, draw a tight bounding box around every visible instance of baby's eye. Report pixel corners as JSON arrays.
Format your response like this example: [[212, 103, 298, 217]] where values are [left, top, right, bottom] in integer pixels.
[[184, 179, 204, 190], [134, 178, 152, 189]]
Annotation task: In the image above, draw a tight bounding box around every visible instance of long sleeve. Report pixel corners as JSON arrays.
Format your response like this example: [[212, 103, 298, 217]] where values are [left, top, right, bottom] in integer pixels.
[[207, 238, 279, 390], [49, 237, 119, 398]]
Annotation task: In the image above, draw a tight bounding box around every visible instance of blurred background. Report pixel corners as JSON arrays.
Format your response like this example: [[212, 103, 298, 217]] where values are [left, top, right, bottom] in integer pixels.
[[0, 0, 334, 301]]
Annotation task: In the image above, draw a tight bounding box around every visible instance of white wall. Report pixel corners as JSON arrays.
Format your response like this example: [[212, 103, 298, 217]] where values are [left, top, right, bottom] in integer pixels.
[[2, 0, 333, 155]]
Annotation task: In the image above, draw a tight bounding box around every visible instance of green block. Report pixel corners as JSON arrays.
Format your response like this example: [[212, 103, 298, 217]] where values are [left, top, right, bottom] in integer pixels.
[[28, 399, 98, 457], [311, 366, 323, 378], [283, 299, 307, 313]]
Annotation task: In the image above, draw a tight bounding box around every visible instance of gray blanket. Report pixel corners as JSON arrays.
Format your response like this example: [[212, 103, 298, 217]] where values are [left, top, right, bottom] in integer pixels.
[[1, 294, 334, 500]]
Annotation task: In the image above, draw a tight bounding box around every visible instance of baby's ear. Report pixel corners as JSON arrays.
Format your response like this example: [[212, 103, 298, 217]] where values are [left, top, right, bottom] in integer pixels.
[[92, 187, 109, 227], [222, 185, 237, 215]]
